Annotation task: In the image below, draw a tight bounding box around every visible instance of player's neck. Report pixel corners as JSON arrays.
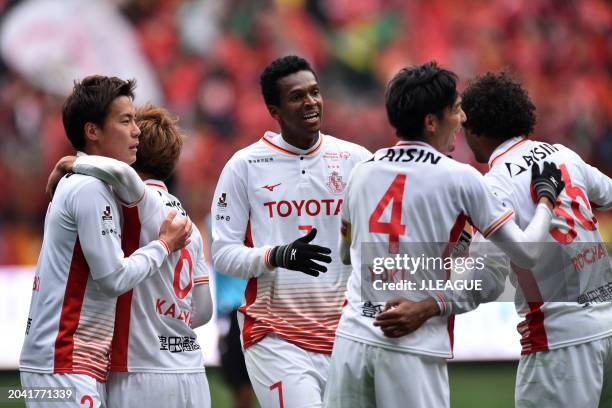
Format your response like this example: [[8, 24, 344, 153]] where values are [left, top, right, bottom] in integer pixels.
[[484, 137, 510, 162], [138, 171, 154, 182], [281, 131, 319, 150]]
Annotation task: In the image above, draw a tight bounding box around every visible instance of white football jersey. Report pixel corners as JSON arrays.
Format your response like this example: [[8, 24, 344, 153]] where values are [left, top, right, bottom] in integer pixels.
[[336, 141, 513, 357], [20, 174, 168, 382], [211, 131, 371, 354], [483, 137, 612, 354], [110, 181, 209, 373]]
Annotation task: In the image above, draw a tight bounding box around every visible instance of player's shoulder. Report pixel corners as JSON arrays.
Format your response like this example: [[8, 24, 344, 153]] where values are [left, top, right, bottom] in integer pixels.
[[223, 137, 273, 169], [56, 173, 110, 198], [52, 174, 114, 215], [550, 142, 583, 162], [322, 134, 371, 158]]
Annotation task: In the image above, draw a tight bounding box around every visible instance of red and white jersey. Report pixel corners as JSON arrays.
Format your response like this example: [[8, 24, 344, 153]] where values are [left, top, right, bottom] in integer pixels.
[[19, 174, 168, 382], [110, 180, 209, 373], [211, 131, 371, 354], [336, 141, 513, 358], [484, 136, 612, 354]]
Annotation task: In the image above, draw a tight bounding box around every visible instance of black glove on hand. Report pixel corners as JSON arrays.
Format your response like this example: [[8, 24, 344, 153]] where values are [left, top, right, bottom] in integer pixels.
[[531, 161, 565, 205], [268, 228, 332, 277]]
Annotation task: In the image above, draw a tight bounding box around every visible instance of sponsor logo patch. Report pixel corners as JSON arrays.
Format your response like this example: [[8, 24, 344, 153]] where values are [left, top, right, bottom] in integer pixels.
[[217, 193, 228, 213]]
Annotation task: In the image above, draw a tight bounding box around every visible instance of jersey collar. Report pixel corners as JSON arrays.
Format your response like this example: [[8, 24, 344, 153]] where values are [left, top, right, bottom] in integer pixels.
[[395, 140, 436, 149], [260, 131, 324, 156], [488, 136, 528, 169], [145, 179, 167, 191]]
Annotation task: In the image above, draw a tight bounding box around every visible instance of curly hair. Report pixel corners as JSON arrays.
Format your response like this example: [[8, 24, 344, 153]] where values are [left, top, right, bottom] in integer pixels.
[[133, 105, 183, 181], [385, 61, 458, 140], [461, 72, 536, 140], [260, 55, 317, 106]]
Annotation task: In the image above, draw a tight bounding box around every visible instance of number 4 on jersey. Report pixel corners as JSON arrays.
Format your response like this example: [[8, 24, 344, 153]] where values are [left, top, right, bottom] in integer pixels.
[[369, 174, 407, 253]]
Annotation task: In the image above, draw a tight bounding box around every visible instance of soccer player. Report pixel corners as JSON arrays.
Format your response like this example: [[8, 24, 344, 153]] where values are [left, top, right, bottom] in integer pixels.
[[431, 72, 611, 407], [48, 105, 214, 407], [211, 55, 371, 407], [324, 62, 565, 408], [19, 77, 191, 408]]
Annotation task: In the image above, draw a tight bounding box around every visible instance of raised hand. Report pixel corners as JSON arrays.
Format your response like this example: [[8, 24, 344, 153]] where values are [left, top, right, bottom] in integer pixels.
[[158, 209, 192, 252], [46, 156, 77, 199], [531, 161, 565, 208]]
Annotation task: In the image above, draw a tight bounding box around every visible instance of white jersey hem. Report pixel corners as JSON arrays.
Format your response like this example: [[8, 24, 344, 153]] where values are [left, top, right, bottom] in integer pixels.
[[540, 328, 612, 353], [111, 367, 206, 374], [335, 330, 452, 359]]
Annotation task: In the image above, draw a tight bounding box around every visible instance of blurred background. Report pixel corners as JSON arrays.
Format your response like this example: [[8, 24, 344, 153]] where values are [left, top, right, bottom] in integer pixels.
[[0, 0, 610, 407]]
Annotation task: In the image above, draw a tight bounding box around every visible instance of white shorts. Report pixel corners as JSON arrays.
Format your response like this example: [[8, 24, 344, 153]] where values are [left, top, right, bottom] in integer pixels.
[[324, 336, 449, 408], [516, 335, 612, 408], [106, 372, 210, 408], [20, 371, 106, 408], [243, 334, 330, 408]]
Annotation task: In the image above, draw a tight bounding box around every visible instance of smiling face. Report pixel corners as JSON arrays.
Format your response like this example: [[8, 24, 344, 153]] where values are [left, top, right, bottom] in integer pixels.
[[434, 96, 466, 153], [86, 96, 140, 164], [268, 70, 323, 147]]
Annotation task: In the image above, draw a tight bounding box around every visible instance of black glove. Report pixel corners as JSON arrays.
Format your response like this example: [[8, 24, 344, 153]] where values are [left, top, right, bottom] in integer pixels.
[[268, 228, 332, 277], [531, 161, 565, 205]]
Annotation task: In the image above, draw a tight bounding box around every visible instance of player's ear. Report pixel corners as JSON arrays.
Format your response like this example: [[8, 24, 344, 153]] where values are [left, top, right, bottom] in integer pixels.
[[267, 105, 280, 121], [424, 113, 437, 134], [84, 122, 100, 142]]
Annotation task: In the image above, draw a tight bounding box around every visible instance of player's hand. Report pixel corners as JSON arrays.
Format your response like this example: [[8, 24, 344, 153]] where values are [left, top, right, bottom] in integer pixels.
[[46, 156, 77, 199], [158, 209, 192, 252], [373, 298, 440, 338], [531, 162, 565, 208], [268, 228, 332, 277]]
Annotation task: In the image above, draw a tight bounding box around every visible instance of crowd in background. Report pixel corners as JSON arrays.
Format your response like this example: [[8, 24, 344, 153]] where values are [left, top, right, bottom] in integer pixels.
[[0, 0, 610, 265]]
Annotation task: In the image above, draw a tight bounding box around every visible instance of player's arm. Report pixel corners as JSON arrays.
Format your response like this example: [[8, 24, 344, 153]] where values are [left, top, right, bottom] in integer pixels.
[[211, 161, 331, 279], [375, 234, 510, 336], [338, 171, 355, 265], [435, 233, 510, 316], [191, 234, 213, 328], [47, 155, 145, 205], [192, 283, 213, 329], [474, 162, 564, 269], [582, 161, 612, 210], [339, 219, 351, 265], [73, 181, 191, 297]]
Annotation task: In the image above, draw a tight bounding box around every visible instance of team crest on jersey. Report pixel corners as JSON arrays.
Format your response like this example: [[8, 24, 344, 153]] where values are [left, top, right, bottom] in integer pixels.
[[326, 171, 346, 194], [217, 193, 227, 213]]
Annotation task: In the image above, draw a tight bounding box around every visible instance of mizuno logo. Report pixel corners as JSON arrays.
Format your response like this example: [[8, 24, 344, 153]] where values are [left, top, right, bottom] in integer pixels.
[[262, 183, 281, 192]]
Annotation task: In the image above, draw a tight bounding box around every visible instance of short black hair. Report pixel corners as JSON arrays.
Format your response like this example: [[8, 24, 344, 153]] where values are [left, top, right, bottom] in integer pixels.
[[385, 61, 458, 140], [462, 72, 536, 140], [62, 75, 136, 150], [260, 55, 317, 106]]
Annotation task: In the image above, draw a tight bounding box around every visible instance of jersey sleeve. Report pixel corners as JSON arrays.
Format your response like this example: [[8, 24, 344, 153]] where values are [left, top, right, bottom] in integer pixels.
[[582, 162, 612, 210], [71, 179, 167, 282], [211, 158, 272, 279], [191, 228, 210, 285], [355, 145, 373, 163], [73, 155, 145, 205], [439, 234, 510, 315], [136, 187, 169, 226], [460, 167, 514, 238]]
